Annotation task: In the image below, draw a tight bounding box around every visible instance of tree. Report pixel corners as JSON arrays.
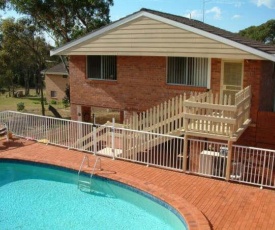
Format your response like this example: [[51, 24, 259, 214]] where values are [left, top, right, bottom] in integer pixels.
[[0, 17, 51, 115], [238, 19, 275, 45], [0, 18, 51, 92], [0, 0, 114, 45]]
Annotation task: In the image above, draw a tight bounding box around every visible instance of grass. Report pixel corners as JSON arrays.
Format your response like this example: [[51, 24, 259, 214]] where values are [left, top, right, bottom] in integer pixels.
[[0, 89, 121, 124], [0, 89, 71, 119]]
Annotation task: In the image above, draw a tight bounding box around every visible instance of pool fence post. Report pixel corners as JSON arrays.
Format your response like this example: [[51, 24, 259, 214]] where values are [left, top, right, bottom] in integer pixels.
[[67, 120, 70, 149], [25, 114, 28, 139], [112, 118, 115, 160], [182, 134, 188, 172], [93, 126, 97, 156], [225, 140, 233, 181], [45, 117, 48, 144], [260, 151, 267, 189]]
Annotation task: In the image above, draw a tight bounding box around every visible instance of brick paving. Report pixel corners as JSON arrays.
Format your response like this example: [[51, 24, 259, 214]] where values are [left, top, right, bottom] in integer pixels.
[[1, 138, 275, 230]]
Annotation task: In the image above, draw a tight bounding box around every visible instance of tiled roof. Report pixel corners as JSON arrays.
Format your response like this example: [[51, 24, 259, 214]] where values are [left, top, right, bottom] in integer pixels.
[[141, 8, 275, 54], [41, 63, 68, 75]]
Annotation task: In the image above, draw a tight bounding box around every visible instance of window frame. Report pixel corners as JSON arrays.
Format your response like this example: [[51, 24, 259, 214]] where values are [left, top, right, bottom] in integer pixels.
[[166, 56, 209, 87], [50, 90, 57, 98], [86, 55, 117, 81]]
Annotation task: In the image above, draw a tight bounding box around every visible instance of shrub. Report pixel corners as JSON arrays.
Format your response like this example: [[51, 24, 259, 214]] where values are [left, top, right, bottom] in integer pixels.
[[62, 96, 70, 108], [0, 88, 6, 94], [17, 102, 25, 111], [51, 100, 57, 105]]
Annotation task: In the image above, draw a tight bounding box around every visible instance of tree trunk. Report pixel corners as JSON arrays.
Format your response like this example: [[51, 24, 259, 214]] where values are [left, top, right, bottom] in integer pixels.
[[38, 74, 45, 116], [24, 75, 30, 96]]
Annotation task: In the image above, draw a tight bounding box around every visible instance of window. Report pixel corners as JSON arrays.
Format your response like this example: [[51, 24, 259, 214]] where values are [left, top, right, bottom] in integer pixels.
[[167, 57, 208, 87], [87, 55, 117, 80], [50, 91, 57, 98]]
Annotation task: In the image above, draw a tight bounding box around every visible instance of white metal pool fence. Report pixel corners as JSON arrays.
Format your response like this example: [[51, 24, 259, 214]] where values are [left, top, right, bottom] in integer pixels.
[[0, 111, 274, 189]]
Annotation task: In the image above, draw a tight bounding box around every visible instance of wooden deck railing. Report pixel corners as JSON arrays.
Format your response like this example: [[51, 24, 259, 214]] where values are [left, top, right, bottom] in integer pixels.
[[122, 91, 194, 157], [184, 86, 251, 140], [72, 86, 252, 157], [122, 86, 252, 156], [123, 91, 199, 135]]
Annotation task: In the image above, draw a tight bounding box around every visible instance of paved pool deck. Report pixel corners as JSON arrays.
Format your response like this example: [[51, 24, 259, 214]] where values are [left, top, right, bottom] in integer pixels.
[[1, 138, 275, 230]]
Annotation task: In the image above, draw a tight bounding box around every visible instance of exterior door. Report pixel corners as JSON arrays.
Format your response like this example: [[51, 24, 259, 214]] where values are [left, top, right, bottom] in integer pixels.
[[221, 60, 243, 104]]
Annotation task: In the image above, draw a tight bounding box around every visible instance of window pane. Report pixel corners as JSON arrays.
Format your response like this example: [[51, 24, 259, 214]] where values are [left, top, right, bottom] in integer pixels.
[[87, 55, 116, 80], [167, 57, 208, 87], [50, 91, 57, 98], [102, 56, 117, 80], [223, 63, 242, 86], [87, 56, 101, 79]]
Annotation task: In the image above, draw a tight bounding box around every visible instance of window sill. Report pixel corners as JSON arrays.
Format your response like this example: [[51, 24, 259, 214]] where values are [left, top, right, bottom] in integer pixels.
[[86, 79, 118, 85], [166, 84, 208, 92]]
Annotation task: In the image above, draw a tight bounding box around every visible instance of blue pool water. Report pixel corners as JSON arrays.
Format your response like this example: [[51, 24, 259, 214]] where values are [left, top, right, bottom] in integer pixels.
[[0, 161, 187, 230]]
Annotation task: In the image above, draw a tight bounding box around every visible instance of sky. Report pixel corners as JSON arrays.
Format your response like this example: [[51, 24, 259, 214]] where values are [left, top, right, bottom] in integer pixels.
[[0, 0, 274, 35], [110, 0, 275, 32]]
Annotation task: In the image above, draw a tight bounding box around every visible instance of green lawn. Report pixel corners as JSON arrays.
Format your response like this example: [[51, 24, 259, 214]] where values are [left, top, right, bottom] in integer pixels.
[[0, 89, 122, 124], [0, 90, 71, 119]]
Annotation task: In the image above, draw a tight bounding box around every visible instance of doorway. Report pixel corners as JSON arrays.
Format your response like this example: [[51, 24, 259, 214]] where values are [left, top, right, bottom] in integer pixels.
[[221, 60, 243, 104]]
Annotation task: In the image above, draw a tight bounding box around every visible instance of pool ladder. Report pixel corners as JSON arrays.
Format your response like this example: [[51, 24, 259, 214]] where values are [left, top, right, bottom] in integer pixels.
[[77, 154, 101, 192]]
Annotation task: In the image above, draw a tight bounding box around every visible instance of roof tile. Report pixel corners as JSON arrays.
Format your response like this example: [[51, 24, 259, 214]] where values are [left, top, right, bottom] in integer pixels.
[[141, 8, 275, 54]]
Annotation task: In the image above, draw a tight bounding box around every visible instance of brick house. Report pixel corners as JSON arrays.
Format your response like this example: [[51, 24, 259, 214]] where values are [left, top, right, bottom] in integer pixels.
[[42, 63, 69, 103], [51, 8, 275, 148]]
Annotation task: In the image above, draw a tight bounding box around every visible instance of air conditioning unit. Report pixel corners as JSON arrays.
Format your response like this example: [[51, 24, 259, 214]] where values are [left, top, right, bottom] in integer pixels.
[[220, 147, 228, 156]]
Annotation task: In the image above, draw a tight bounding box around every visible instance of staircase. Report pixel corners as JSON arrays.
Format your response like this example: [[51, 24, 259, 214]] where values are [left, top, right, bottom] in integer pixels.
[[73, 121, 124, 158], [123, 92, 193, 134], [74, 121, 111, 151], [122, 92, 195, 158], [72, 87, 251, 159]]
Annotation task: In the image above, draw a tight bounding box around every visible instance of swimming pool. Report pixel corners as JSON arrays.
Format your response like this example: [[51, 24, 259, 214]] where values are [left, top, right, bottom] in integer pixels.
[[0, 161, 187, 230]]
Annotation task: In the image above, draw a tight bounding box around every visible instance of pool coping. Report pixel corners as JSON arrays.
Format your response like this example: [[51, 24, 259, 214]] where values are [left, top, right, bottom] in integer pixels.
[[0, 155, 211, 230]]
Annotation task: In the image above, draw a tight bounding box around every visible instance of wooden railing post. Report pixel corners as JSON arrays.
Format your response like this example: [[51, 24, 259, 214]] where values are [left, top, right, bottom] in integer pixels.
[[225, 140, 233, 180], [182, 134, 189, 172]]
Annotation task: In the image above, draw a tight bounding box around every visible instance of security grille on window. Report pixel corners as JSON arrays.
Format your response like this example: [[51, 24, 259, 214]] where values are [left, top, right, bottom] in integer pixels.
[[167, 57, 208, 87], [87, 55, 117, 80]]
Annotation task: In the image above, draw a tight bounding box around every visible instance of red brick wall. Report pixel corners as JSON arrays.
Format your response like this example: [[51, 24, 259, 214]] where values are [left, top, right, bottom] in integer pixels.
[[243, 60, 262, 123], [210, 58, 221, 95], [259, 61, 275, 111], [236, 60, 275, 148], [256, 111, 275, 149], [45, 74, 68, 102], [70, 55, 275, 149], [70, 56, 206, 120]]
